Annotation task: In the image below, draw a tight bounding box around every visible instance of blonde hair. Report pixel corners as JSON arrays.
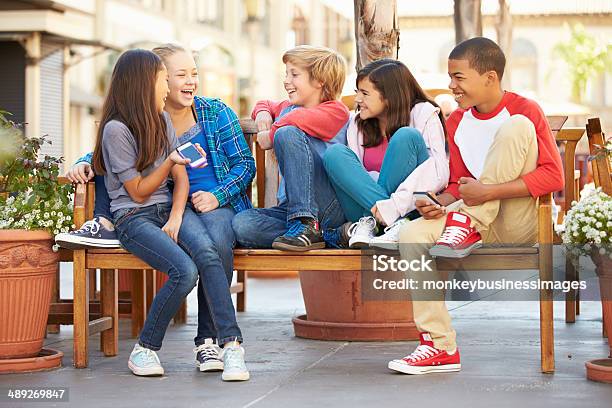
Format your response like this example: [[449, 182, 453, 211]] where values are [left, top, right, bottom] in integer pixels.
[[282, 45, 346, 102], [151, 43, 188, 63]]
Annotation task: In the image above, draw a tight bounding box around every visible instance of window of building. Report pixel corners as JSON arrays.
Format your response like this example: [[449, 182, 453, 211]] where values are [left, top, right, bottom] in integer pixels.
[[511, 38, 538, 93]]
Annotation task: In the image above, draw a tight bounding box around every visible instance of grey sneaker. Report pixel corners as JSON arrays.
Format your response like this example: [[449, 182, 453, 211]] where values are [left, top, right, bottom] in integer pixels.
[[128, 343, 164, 376], [55, 217, 121, 249], [221, 344, 250, 381], [194, 339, 223, 372]]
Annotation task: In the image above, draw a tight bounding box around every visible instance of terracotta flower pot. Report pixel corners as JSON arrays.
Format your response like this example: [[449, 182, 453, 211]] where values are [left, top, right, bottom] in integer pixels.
[[0, 230, 58, 359], [294, 270, 418, 341]]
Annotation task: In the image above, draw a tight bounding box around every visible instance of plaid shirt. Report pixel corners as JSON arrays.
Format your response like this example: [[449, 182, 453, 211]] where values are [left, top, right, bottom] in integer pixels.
[[77, 96, 255, 213]]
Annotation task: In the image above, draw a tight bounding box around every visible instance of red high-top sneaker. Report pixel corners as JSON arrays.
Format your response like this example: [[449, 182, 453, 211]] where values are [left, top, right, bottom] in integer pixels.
[[429, 212, 482, 258], [388, 332, 461, 375]]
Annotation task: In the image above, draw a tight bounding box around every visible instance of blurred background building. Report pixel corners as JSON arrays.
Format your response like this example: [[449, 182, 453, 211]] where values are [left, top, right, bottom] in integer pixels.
[[0, 0, 610, 169]]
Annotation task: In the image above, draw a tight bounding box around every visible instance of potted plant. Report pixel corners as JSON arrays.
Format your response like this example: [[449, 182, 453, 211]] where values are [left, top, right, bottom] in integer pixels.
[[0, 110, 73, 372], [561, 183, 612, 383]]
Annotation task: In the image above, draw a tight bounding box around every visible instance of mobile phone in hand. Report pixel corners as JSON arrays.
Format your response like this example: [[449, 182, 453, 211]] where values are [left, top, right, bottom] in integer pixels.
[[176, 142, 207, 168], [414, 191, 442, 206]]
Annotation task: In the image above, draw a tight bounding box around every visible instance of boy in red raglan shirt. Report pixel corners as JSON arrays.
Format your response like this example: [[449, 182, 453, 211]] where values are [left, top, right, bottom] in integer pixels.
[[232, 45, 349, 251], [389, 37, 564, 375]]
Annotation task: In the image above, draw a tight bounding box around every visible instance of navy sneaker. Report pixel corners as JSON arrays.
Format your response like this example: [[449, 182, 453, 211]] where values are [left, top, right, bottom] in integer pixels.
[[323, 222, 351, 248], [272, 218, 325, 251], [55, 217, 121, 249], [194, 339, 223, 372]]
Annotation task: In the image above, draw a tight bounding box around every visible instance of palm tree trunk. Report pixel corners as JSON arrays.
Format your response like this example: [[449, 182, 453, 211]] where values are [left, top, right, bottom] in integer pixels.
[[353, 0, 399, 71], [496, 0, 512, 89], [453, 0, 482, 44]]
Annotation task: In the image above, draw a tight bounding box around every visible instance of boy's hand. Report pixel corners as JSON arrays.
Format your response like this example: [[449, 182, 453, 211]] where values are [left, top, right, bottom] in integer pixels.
[[255, 111, 273, 132], [458, 177, 490, 206], [66, 162, 94, 184], [415, 199, 446, 220], [162, 214, 182, 242], [257, 131, 273, 150], [192, 191, 219, 213]]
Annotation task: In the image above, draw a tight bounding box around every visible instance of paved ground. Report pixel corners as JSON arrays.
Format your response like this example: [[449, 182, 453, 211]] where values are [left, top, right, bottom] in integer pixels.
[[1, 256, 612, 408]]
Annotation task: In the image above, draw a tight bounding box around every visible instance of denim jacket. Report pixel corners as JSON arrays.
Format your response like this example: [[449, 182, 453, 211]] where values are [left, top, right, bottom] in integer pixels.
[[78, 96, 255, 213]]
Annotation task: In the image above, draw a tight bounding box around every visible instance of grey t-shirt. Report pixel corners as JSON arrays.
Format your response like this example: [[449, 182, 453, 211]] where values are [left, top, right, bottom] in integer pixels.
[[101, 112, 179, 212]]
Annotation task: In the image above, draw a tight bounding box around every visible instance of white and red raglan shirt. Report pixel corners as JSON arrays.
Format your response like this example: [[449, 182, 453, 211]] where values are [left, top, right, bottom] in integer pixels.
[[443, 91, 564, 199]]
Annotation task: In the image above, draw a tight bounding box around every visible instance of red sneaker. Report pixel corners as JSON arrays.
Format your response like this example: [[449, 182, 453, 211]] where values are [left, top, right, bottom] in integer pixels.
[[429, 212, 482, 258], [388, 333, 461, 375]]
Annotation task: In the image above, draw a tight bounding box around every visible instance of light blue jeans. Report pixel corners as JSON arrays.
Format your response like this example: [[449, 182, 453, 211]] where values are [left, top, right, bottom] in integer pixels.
[[113, 203, 242, 349], [323, 127, 429, 222]]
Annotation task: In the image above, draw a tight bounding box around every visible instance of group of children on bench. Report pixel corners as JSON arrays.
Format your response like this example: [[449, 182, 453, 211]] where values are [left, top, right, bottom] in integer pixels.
[[55, 37, 564, 379]]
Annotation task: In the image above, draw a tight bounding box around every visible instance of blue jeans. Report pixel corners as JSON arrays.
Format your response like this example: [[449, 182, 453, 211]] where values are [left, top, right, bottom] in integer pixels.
[[192, 205, 236, 346], [94, 175, 112, 220], [113, 203, 242, 350], [232, 126, 345, 248], [323, 127, 429, 222]]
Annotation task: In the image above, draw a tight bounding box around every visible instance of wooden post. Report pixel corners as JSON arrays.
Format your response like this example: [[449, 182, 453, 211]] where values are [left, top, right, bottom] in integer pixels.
[[538, 194, 555, 373], [237, 270, 247, 312], [73, 249, 89, 368], [131, 269, 147, 338], [100, 269, 118, 356]]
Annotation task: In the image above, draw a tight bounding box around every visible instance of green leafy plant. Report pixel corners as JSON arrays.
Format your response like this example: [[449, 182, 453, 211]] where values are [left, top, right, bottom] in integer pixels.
[[553, 24, 612, 103], [0, 110, 74, 234]]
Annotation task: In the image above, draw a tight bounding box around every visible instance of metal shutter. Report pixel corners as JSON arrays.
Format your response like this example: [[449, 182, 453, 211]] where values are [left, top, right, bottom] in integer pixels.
[[40, 42, 64, 162], [0, 41, 25, 124]]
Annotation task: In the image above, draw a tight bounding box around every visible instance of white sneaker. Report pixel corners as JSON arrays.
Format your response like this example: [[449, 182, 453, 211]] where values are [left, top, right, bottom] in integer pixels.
[[194, 338, 223, 372], [128, 343, 164, 376], [221, 344, 250, 381], [370, 218, 408, 250], [348, 216, 378, 248]]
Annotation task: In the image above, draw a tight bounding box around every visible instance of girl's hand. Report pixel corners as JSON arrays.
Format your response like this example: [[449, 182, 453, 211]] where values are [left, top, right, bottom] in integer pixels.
[[370, 204, 386, 226], [162, 214, 182, 242], [169, 150, 191, 166], [192, 143, 208, 168], [192, 191, 219, 213], [66, 162, 94, 184], [257, 131, 273, 150], [255, 111, 273, 132], [415, 199, 446, 220]]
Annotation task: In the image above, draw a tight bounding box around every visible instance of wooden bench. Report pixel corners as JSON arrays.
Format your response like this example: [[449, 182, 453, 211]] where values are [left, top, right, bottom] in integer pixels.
[[57, 110, 579, 373]]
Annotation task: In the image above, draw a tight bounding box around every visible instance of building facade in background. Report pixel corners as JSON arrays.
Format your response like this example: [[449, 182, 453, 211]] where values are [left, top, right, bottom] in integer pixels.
[[0, 0, 353, 167]]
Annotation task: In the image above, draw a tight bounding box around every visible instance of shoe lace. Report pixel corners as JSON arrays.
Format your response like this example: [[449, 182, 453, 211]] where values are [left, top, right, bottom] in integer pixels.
[[76, 219, 100, 235], [382, 219, 407, 236], [404, 344, 440, 362], [137, 347, 160, 366], [194, 344, 219, 360], [348, 216, 376, 237], [223, 347, 245, 369], [285, 220, 307, 238], [322, 228, 341, 248], [437, 226, 469, 245]]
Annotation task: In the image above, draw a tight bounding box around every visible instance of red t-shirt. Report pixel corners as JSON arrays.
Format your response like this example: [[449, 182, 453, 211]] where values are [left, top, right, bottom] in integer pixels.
[[444, 91, 564, 199]]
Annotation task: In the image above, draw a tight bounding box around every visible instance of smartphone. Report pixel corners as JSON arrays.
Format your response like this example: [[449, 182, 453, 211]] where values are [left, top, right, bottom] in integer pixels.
[[176, 142, 207, 168], [413, 191, 442, 206]]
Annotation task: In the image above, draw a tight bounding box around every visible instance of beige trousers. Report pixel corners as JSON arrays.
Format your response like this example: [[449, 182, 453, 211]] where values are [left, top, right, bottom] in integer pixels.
[[398, 115, 539, 350]]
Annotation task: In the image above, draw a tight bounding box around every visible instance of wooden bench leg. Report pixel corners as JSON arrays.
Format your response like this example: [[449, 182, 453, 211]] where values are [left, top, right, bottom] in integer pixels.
[[89, 269, 97, 300], [540, 243, 555, 373], [237, 270, 247, 312], [131, 269, 147, 339], [100, 269, 118, 356], [565, 257, 577, 323], [73, 250, 89, 368], [174, 301, 187, 324], [47, 263, 61, 334]]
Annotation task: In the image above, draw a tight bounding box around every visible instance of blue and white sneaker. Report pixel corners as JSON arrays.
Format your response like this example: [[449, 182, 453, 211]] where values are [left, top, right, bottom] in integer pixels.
[[194, 339, 223, 372], [55, 217, 121, 249], [128, 343, 164, 376], [221, 344, 250, 381]]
